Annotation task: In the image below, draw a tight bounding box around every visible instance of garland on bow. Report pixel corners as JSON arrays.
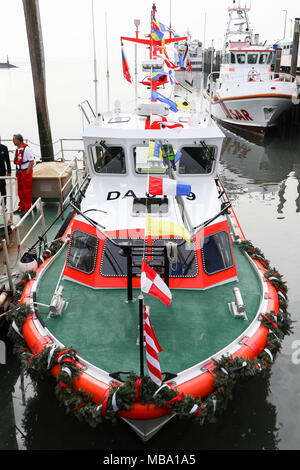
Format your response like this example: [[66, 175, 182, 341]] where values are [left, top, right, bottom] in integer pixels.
[[6, 239, 293, 428]]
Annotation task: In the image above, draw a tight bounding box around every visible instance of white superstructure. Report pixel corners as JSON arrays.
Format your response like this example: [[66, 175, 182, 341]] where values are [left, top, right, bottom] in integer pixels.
[[204, 1, 297, 134]]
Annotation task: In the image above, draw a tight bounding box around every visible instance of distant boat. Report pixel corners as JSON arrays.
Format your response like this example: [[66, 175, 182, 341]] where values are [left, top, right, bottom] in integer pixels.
[[175, 31, 202, 71], [204, 1, 297, 135], [0, 56, 17, 68]]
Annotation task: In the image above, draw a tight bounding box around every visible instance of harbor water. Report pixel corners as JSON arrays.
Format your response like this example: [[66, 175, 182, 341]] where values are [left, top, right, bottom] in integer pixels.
[[0, 62, 300, 452]]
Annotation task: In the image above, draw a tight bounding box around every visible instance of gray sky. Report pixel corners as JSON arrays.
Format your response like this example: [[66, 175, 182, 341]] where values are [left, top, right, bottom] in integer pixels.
[[0, 0, 299, 63]]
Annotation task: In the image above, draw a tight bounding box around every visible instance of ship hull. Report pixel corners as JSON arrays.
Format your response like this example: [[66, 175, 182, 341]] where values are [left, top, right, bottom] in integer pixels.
[[205, 75, 297, 132], [204, 90, 296, 135]]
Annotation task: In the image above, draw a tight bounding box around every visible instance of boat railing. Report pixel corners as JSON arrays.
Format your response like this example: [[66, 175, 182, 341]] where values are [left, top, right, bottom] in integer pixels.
[[0, 176, 18, 246], [14, 197, 47, 252], [0, 151, 88, 247], [0, 196, 47, 288], [1, 138, 85, 165], [213, 71, 296, 86], [78, 100, 96, 125]]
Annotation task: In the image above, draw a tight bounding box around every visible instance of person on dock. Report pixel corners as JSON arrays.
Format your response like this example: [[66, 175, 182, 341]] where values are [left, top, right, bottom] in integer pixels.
[[13, 134, 34, 214], [0, 137, 11, 209]]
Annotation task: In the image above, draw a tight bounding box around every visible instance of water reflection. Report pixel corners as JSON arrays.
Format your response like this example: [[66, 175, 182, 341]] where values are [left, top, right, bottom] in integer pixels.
[[1, 348, 279, 450], [0, 335, 20, 450], [220, 127, 298, 187], [219, 124, 300, 217]]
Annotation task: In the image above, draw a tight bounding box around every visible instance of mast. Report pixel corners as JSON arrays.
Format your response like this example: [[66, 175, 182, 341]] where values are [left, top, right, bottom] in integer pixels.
[[224, 0, 253, 50], [91, 0, 99, 116], [105, 11, 110, 112], [120, 3, 187, 101]]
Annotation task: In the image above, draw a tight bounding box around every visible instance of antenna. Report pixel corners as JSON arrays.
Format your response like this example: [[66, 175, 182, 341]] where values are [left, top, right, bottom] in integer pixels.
[[134, 18, 140, 110], [105, 11, 110, 112], [91, 0, 99, 116]]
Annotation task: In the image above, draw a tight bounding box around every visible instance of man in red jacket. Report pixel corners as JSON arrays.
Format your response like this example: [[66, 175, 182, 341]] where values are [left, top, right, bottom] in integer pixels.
[[13, 134, 34, 213]]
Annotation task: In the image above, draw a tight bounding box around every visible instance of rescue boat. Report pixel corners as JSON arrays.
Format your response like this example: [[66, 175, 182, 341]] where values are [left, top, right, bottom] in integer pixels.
[[10, 4, 291, 441], [204, 1, 297, 135]]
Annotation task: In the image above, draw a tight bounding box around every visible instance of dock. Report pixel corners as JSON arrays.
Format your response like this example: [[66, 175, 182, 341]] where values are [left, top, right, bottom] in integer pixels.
[[0, 141, 87, 324]]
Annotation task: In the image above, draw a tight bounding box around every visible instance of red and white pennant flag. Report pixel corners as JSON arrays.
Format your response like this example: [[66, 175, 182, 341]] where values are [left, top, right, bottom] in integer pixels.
[[150, 114, 183, 130], [141, 260, 172, 307], [144, 305, 162, 386]]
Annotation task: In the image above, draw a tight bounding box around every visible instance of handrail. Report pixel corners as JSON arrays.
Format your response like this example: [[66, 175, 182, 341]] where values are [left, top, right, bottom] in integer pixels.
[[208, 70, 296, 85], [0, 175, 18, 245], [1, 138, 85, 163], [15, 197, 47, 250]]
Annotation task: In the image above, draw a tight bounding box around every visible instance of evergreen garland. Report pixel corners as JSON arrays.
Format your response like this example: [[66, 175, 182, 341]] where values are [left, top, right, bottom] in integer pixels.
[[6, 239, 293, 428]]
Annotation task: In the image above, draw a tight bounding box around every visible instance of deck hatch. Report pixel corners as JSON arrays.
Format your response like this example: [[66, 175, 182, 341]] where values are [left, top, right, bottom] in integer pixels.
[[132, 197, 168, 215]]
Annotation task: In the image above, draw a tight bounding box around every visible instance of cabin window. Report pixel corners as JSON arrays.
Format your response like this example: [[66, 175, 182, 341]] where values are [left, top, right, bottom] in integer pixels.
[[230, 53, 236, 64], [201, 231, 234, 275], [247, 54, 258, 64], [236, 54, 246, 64], [90, 144, 126, 174], [134, 145, 168, 174], [267, 53, 273, 64], [67, 230, 98, 274], [100, 239, 144, 276], [178, 146, 215, 174], [152, 239, 198, 277], [259, 53, 269, 64]]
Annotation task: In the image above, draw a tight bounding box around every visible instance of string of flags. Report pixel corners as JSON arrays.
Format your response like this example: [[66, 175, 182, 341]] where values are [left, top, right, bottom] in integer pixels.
[[147, 139, 182, 169], [120, 8, 193, 101], [151, 90, 178, 113], [148, 175, 191, 197], [146, 215, 191, 243]]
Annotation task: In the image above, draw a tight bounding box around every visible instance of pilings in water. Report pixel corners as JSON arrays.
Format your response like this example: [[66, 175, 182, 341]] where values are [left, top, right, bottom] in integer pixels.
[[22, 0, 54, 162], [291, 19, 300, 78]]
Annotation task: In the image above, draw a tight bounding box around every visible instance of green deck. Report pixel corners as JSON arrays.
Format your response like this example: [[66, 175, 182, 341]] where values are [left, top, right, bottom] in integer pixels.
[[35, 243, 262, 375]]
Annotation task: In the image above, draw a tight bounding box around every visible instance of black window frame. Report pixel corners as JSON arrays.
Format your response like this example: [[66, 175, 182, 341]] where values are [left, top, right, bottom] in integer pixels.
[[259, 53, 269, 64], [152, 239, 198, 278], [67, 230, 99, 275], [236, 53, 246, 64], [133, 144, 168, 175], [247, 53, 258, 64], [90, 143, 127, 174], [100, 238, 145, 277], [201, 230, 234, 276], [178, 145, 216, 175]]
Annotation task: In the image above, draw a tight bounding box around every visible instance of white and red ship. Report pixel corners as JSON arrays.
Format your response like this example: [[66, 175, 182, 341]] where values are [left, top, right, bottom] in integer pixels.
[[204, 1, 297, 135]]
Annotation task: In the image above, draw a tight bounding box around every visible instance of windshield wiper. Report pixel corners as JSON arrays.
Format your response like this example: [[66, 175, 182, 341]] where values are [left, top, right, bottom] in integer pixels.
[[192, 201, 232, 236]]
